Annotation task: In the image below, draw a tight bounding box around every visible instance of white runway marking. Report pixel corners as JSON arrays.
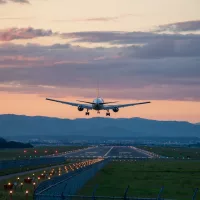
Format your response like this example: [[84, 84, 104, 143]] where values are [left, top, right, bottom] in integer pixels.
[[103, 146, 114, 157]]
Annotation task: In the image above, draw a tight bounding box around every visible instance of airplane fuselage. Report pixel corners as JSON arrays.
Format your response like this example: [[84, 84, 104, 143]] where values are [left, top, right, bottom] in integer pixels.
[[92, 98, 104, 110]]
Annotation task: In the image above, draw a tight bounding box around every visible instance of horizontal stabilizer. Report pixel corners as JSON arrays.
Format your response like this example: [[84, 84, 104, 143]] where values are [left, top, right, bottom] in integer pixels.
[[76, 100, 119, 105], [76, 100, 94, 104], [100, 101, 118, 104]]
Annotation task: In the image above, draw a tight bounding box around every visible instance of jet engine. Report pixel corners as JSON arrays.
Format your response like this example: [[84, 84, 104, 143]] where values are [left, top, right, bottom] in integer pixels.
[[113, 107, 119, 112], [78, 105, 84, 111]]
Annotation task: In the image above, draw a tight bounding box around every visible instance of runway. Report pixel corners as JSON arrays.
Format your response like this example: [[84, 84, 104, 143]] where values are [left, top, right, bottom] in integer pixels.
[[64, 146, 151, 159], [107, 146, 150, 158], [0, 147, 153, 180], [63, 146, 111, 158]]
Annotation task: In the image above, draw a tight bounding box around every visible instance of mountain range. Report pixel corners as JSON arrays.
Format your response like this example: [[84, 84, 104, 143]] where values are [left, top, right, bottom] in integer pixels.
[[0, 114, 200, 139]]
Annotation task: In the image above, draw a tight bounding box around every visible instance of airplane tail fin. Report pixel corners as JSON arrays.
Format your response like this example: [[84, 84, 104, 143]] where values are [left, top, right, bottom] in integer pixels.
[[97, 79, 99, 98]]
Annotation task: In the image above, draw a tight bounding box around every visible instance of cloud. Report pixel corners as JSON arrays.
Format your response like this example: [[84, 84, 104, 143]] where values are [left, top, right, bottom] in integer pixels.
[[0, 43, 199, 101], [156, 20, 200, 32], [62, 31, 200, 58], [125, 39, 200, 58], [0, 43, 121, 67], [84, 17, 120, 22], [54, 17, 119, 23], [1, 25, 200, 45], [53, 14, 134, 23], [62, 31, 200, 45], [0, 0, 29, 4], [0, 27, 54, 41]]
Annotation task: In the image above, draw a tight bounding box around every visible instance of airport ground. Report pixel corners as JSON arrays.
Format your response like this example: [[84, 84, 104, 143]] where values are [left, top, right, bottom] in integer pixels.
[[0, 162, 71, 181], [0, 146, 87, 161], [63, 146, 150, 158], [0, 160, 94, 200], [1, 145, 200, 200], [78, 160, 200, 200], [0, 162, 66, 200], [138, 146, 200, 159]]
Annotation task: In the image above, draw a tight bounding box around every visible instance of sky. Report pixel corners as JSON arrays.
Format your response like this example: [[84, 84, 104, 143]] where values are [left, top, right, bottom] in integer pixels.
[[0, 0, 200, 123]]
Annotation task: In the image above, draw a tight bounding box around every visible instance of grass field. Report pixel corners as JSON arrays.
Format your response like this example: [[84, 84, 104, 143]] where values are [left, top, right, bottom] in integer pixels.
[[138, 146, 200, 159], [78, 160, 200, 200], [0, 146, 87, 160]]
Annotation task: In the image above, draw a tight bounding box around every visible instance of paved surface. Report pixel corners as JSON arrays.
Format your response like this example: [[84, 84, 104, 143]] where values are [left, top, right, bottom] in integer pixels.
[[106, 146, 150, 158], [64, 146, 112, 158], [65, 146, 150, 158]]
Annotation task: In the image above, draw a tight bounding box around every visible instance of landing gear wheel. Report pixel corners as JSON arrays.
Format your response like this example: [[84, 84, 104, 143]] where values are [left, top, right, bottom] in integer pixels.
[[85, 112, 90, 115]]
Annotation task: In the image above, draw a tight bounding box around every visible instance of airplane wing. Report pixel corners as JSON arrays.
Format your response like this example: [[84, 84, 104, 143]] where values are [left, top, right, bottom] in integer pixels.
[[104, 101, 151, 110], [46, 98, 92, 109]]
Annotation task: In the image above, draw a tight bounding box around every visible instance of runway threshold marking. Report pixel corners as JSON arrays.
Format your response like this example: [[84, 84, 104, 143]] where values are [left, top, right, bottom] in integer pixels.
[[103, 146, 114, 157]]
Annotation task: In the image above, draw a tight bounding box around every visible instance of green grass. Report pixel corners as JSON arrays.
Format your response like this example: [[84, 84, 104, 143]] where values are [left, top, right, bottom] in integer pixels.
[[78, 161, 200, 200], [0, 146, 87, 160], [138, 146, 200, 159]]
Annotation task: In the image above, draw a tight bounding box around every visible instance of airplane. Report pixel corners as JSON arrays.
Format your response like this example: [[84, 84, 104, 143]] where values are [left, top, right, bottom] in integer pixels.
[[46, 88, 151, 116]]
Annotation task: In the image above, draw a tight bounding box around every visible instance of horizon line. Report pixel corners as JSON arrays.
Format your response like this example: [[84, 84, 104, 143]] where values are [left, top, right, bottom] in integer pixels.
[[0, 113, 198, 124]]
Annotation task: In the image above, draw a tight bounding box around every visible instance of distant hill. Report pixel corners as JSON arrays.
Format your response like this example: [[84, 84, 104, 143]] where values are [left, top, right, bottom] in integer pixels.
[[0, 137, 33, 149], [0, 114, 200, 138]]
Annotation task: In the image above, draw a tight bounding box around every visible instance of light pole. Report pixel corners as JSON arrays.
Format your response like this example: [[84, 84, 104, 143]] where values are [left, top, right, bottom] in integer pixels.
[[25, 190, 29, 200], [9, 190, 13, 200]]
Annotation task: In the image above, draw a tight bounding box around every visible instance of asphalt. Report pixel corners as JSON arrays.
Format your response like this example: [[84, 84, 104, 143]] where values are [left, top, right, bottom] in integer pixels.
[[106, 146, 150, 158], [63, 146, 112, 157], [64, 146, 150, 158]]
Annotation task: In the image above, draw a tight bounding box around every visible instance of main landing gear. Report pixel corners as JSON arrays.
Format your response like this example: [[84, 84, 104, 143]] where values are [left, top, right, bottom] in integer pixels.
[[106, 110, 110, 116], [85, 109, 90, 115]]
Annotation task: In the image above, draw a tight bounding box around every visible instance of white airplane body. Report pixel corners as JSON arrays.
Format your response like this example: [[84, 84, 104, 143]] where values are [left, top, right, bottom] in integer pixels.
[[46, 92, 151, 116]]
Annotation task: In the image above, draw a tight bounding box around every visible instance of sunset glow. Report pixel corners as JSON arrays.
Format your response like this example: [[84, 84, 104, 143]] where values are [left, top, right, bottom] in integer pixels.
[[0, 0, 200, 123]]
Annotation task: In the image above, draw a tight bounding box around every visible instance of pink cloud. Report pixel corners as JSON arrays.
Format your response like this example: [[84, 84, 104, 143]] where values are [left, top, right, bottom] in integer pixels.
[[0, 27, 54, 41]]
